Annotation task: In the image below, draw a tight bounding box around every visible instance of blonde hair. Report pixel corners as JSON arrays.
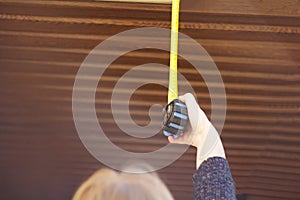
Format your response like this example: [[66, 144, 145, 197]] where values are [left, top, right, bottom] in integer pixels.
[[72, 165, 174, 200]]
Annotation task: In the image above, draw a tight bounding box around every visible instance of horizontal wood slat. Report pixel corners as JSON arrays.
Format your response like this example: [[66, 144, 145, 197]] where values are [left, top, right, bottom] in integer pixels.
[[0, 0, 299, 200]]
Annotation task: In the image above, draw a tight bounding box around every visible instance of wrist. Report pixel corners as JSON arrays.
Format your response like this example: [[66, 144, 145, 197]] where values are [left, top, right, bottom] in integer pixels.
[[195, 124, 226, 169]]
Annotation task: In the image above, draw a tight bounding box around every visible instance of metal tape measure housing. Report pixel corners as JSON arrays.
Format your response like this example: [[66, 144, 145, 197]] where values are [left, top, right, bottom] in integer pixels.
[[162, 99, 189, 138]]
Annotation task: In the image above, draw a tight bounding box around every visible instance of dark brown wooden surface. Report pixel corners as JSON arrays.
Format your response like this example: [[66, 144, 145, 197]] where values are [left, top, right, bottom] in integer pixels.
[[0, 0, 299, 199]]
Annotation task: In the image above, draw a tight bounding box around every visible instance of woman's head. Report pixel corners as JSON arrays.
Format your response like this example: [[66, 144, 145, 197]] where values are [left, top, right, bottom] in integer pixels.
[[73, 165, 174, 200]]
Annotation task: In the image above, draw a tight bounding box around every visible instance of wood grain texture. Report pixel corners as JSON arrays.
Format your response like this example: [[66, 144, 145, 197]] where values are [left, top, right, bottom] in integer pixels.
[[0, 0, 299, 199]]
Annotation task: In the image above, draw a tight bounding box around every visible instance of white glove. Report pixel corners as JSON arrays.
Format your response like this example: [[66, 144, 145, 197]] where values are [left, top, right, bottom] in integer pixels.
[[168, 93, 226, 168]]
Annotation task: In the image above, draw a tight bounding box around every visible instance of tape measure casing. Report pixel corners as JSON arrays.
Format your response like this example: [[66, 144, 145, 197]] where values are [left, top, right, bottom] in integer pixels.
[[162, 99, 189, 138]]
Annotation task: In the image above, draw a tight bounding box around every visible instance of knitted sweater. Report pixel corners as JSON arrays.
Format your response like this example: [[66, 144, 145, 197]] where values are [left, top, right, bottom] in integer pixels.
[[193, 157, 236, 200]]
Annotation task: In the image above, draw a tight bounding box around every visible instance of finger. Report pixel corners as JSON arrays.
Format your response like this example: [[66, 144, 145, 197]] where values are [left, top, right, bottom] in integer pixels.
[[170, 134, 188, 144], [178, 93, 190, 102], [179, 92, 194, 100], [178, 95, 185, 102], [168, 135, 184, 143], [179, 93, 200, 129], [168, 136, 175, 143]]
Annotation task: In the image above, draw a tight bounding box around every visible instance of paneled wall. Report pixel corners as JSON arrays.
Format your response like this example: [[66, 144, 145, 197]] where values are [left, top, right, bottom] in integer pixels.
[[0, 0, 299, 199]]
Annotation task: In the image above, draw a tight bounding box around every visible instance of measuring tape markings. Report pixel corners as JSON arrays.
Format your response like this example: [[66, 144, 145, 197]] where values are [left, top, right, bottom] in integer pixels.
[[168, 0, 180, 103]]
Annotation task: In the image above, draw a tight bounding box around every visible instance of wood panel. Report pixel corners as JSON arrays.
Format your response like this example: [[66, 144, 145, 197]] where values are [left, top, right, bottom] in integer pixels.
[[0, 0, 299, 199]]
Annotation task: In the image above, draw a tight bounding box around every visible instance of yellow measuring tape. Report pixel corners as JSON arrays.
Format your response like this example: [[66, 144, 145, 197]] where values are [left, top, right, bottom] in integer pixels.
[[168, 0, 180, 103]]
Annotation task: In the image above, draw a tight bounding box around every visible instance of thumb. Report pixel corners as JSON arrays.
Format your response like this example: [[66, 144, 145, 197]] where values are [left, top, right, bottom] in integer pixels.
[[179, 93, 201, 132]]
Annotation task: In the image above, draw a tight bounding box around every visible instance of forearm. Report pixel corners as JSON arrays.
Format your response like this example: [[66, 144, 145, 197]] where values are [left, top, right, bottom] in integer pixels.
[[193, 124, 236, 199], [193, 157, 236, 200]]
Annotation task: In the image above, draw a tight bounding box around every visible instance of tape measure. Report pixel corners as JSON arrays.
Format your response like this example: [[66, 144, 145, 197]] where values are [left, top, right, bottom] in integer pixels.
[[162, 0, 189, 138], [168, 0, 180, 103]]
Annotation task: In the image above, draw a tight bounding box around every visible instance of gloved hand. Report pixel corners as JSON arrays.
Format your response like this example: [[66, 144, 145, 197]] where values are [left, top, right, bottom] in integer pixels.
[[168, 93, 226, 168]]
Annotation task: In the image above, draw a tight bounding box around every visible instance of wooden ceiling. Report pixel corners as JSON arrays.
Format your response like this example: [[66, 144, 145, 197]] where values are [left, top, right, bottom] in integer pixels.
[[0, 0, 299, 199]]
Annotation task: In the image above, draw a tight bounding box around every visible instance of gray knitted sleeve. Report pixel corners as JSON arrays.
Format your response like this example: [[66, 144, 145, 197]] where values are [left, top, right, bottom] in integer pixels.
[[192, 157, 236, 200]]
